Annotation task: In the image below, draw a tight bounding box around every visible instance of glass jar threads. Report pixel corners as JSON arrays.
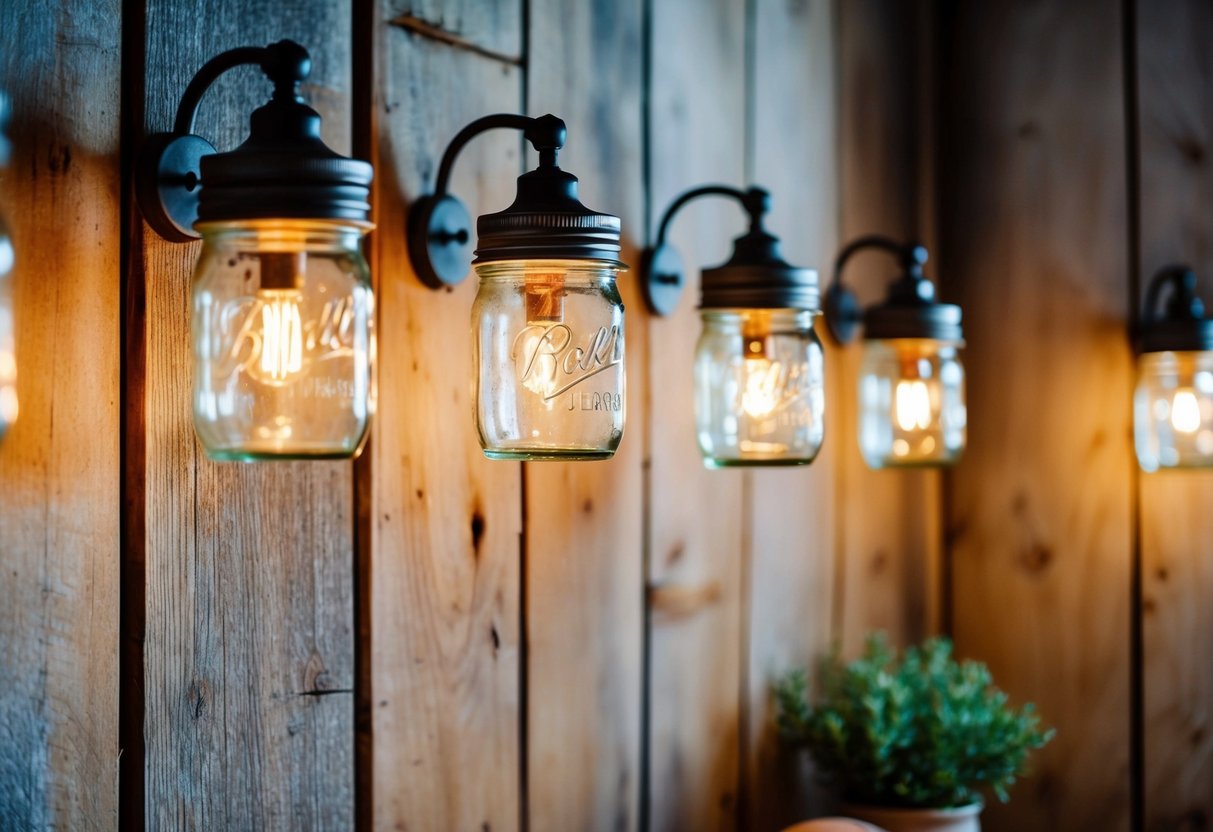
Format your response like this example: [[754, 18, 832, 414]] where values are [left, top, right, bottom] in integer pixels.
[[695, 308, 825, 466], [1134, 265, 1213, 472]]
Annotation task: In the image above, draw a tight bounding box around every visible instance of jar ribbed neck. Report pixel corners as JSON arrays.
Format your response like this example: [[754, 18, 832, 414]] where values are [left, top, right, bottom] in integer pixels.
[[196, 219, 368, 252]]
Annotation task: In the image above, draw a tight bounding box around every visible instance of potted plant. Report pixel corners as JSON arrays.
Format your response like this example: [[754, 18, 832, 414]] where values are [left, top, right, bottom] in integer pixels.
[[775, 634, 1054, 832]]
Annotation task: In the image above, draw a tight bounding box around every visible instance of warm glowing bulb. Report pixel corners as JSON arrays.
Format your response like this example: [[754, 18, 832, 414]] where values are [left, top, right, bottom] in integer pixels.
[[895, 379, 932, 431], [258, 289, 304, 385], [1171, 388, 1201, 434], [742, 357, 782, 418]]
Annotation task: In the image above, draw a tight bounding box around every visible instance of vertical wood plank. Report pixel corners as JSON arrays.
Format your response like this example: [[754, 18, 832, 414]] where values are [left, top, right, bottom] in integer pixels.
[[646, 0, 747, 828], [0, 1, 121, 826], [938, 1, 1133, 829], [1136, 1, 1213, 826], [524, 0, 645, 829], [367, 6, 524, 829], [835, 0, 942, 654], [138, 3, 356, 827], [743, 0, 839, 828]]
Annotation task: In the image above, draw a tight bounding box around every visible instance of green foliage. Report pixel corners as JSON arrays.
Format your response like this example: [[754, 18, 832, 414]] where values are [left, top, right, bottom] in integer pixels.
[[775, 633, 1055, 809]]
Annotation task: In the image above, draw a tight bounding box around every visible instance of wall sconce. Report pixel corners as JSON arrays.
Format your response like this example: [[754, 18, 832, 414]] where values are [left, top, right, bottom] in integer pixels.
[[641, 185, 824, 468], [408, 114, 626, 461], [824, 236, 965, 469], [136, 40, 375, 462], [1134, 265, 1213, 471], [0, 90, 15, 439]]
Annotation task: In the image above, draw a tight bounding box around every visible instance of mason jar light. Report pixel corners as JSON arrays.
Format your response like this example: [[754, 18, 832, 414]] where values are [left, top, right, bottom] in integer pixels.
[[1134, 265, 1213, 472], [825, 236, 965, 469], [136, 41, 375, 461], [642, 185, 824, 468], [409, 114, 626, 461]]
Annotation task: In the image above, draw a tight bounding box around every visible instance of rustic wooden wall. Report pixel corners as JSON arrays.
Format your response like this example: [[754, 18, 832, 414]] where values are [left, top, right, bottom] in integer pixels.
[[939, 1, 1135, 829], [5, 0, 1213, 830], [131, 1, 359, 828], [1135, 1, 1213, 829], [0, 1, 122, 827]]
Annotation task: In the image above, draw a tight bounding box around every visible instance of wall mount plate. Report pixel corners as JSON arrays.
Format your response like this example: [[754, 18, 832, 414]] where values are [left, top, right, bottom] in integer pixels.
[[135, 133, 216, 242], [642, 243, 685, 316], [408, 194, 474, 288]]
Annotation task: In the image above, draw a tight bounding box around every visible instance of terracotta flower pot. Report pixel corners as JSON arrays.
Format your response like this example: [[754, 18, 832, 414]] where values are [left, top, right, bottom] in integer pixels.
[[840, 802, 983, 832]]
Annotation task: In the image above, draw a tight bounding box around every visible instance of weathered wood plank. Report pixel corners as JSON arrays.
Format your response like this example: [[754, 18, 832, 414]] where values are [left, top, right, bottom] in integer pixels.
[[524, 0, 645, 829], [938, 1, 1133, 829], [0, 1, 122, 827], [1136, 1, 1213, 826], [835, 0, 942, 655], [367, 6, 523, 829], [646, 0, 747, 828], [385, 0, 521, 61], [138, 3, 356, 827], [743, 1, 839, 828]]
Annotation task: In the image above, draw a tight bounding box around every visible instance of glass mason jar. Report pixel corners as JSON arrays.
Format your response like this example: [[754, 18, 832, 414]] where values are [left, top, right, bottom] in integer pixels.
[[0, 211, 15, 439], [191, 219, 374, 461], [1134, 350, 1213, 471], [694, 308, 825, 467], [858, 337, 965, 468], [473, 259, 625, 460]]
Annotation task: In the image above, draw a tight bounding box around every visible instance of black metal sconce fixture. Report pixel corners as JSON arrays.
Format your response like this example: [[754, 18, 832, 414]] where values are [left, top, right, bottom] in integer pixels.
[[824, 235, 965, 469], [641, 185, 824, 468], [0, 89, 16, 440], [1134, 264, 1213, 471], [136, 40, 375, 462], [407, 113, 628, 462]]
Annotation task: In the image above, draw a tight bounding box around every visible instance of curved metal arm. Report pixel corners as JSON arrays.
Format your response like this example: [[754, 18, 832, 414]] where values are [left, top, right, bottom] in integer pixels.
[[831, 234, 926, 291], [824, 235, 932, 344], [433, 113, 567, 196], [1144, 264, 1202, 323], [173, 40, 311, 136], [137, 40, 314, 243], [654, 185, 769, 248], [409, 113, 568, 289], [640, 184, 772, 316]]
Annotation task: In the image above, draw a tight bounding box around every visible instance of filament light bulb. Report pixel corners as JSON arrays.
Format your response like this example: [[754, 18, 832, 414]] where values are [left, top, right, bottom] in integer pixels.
[[258, 289, 304, 384], [895, 379, 932, 431], [1170, 388, 1201, 434], [741, 336, 781, 419]]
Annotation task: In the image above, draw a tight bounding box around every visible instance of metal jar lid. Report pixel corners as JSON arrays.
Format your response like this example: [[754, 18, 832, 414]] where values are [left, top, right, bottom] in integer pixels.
[[1139, 265, 1213, 353], [197, 96, 372, 226], [474, 162, 623, 266], [700, 229, 819, 310], [864, 300, 963, 341]]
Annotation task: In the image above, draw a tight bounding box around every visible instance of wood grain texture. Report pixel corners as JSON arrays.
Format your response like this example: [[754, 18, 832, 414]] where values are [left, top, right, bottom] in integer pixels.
[[368, 6, 523, 829], [938, 1, 1133, 829], [524, 0, 645, 829], [646, 0, 747, 828], [1135, 1, 1213, 827], [743, 1, 838, 828], [386, 0, 521, 60], [138, 3, 355, 827], [0, 1, 122, 827], [835, 0, 942, 654]]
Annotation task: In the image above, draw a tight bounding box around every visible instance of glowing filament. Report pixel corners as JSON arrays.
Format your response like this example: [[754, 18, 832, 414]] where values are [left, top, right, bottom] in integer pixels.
[[742, 358, 782, 418], [895, 379, 933, 432], [1171, 389, 1201, 434], [259, 290, 304, 384]]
